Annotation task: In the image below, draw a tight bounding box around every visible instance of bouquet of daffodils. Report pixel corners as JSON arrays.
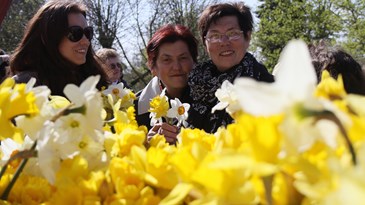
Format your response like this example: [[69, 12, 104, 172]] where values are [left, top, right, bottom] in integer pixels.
[[0, 39, 364, 205], [149, 89, 190, 127]]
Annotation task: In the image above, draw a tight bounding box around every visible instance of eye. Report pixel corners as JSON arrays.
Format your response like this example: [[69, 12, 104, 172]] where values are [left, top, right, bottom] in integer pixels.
[[161, 58, 171, 63], [227, 30, 241, 37], [180, 56, 188, 60], [208, 33, 221, 40]]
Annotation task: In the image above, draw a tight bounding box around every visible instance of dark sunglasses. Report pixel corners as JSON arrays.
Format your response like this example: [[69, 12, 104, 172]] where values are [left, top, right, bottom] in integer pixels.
[[110, 63, 123, 70], [66, 26, 93, 42]]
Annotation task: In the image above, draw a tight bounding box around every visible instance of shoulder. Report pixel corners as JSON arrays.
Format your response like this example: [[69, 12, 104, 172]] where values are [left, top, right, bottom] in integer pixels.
[[249, 55, 275, 83]]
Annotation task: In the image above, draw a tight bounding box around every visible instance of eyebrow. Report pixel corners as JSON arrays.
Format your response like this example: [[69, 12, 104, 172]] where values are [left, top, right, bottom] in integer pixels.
[[208, 27, 240, 33], [159, 52, 190, 57]]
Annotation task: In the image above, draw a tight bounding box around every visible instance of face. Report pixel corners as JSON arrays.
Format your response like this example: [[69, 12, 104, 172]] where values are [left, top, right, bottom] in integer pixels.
[[59, 13, 90, 66], [105, 57, 122, 83], [152, 40, 194, 97], [205, 15, 251, 72]]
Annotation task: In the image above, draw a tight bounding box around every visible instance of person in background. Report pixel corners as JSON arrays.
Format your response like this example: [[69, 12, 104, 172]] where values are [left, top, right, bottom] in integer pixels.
[[9, 0, 108, 96], [188, 2, 274, 133], [0, 48, 10, 82], [96, 48, 130, 88], [134, 24, 198, 145], [308, 40, 365, 95]]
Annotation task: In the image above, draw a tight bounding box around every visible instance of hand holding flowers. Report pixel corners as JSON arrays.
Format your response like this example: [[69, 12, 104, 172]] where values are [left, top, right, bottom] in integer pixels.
[[147, 89, 190, 144]]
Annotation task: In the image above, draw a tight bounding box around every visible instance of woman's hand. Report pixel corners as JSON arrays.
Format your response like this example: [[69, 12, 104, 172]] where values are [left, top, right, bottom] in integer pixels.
[[147, 122, 179, 145]]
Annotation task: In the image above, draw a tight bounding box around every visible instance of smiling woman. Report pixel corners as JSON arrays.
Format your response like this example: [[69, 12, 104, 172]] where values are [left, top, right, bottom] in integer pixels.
[[188, 2, 274, 133], [9, 0, 108, 96], [134, 24, 198, 144]]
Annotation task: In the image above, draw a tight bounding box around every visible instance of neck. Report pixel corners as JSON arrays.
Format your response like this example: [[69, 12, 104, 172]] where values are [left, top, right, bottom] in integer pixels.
[[166, 87, 184, 99]]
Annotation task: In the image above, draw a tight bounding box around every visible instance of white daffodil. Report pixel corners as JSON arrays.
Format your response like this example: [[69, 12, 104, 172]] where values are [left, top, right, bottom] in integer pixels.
[[0, 138, 21, 163], [212, 80, 240, 116], [232, 39, 350, 153], [37, 121, 60, 184], [53, 113, 87, 143], [167, 98, 190, 127], [63, 75, 104, 141], [102, 82, 128, 102], [234, 39, 317, 116], [64, 75, 100, 107]]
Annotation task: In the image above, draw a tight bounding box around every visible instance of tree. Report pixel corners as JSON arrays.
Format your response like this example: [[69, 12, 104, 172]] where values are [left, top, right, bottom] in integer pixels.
[[333, 0, 365, 64], [86, 0, 221, 91], [255, 0, 341, 71], [151, 0, 218, 61], [0, 0, 45, 53]]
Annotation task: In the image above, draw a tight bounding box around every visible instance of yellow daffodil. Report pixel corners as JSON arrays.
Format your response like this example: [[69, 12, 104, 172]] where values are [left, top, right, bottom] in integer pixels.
[[315, 71, 347, 100], [148, 91, 169, 126], [146, 147, 178, 189], [9, 175, 53, 205], [0, 78, 39, 142]]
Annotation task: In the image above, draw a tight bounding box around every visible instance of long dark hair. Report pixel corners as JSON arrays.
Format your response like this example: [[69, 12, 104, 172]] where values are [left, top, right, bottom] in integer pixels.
[[309, 40, 365, 95], [10, 0, 108, 96]]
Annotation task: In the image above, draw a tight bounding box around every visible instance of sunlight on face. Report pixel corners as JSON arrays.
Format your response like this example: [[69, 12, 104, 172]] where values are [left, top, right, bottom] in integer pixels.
[[205, 16, 251, 72], [152, 40, 194, 98], [58, 13, 90, 66]]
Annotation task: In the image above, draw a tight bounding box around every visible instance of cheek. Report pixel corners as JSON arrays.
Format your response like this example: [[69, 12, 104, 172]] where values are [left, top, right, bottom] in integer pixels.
[[58, 39, 71, 57], [206, 45, 217, 57], [183, 61, 194, 72]]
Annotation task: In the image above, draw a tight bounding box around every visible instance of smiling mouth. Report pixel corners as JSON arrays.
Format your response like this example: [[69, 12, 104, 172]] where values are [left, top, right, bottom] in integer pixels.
[[170, 74, 186, 77], [75, 49, 87, 54], [220, 50, 234, 56]]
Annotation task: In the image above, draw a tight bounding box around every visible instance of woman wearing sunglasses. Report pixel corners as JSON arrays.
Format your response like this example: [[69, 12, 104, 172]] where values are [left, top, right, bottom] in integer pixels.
[[10, 0, 108, 96]]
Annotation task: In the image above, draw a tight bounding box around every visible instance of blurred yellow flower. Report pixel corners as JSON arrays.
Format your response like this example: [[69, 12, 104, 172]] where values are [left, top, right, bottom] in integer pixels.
[[0, 78, 39, 141], [315, 71, 346, 100]]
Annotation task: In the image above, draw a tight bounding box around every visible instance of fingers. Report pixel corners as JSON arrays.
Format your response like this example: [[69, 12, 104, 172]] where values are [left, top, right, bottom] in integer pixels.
[[147, 123, 179, 145], [147, 124, 161, 141]]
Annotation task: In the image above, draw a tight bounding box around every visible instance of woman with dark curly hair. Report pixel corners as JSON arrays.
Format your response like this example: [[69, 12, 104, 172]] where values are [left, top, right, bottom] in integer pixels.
[[10, 0, 108, 96], [309, 40, 365, 95]]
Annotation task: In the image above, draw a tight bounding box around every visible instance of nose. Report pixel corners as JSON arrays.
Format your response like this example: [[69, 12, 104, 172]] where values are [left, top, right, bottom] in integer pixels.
[[79, 34, 90, 46], [172, 60, 182, 71], [219, 35, 230, 43]]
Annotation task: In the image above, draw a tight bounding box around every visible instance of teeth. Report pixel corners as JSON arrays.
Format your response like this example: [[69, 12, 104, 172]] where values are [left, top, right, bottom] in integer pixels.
[[221, 51, 233, 56], [76, 49, 86, 53]]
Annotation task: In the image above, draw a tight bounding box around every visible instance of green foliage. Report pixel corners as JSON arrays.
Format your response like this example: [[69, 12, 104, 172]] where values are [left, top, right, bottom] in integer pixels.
[[0, 0, 45, 53], [333, 0, 365, 64], [149, 0, 217, 62], [255, 0, 341, 71]]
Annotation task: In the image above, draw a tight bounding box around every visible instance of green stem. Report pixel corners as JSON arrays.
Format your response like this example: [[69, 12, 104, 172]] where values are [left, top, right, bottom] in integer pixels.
[[262, 175, 273, 205], [316, 113, 357, 165], [0, 141, 37, 200]]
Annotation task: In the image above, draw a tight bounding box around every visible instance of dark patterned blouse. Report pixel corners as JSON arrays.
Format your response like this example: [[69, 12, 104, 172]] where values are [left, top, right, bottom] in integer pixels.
[[188, 52, 274, 133]]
